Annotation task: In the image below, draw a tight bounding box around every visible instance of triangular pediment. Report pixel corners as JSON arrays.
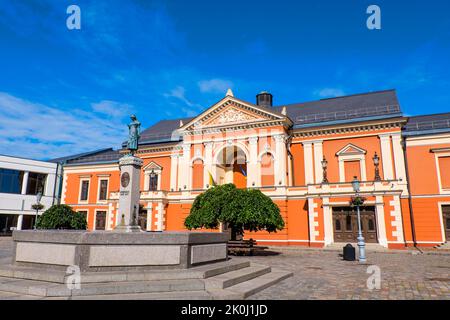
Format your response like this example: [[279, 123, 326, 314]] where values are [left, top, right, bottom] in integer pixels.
[[143, 161, 162, 171], [181, 96, 286, 131], [336, 143, 367, 156]]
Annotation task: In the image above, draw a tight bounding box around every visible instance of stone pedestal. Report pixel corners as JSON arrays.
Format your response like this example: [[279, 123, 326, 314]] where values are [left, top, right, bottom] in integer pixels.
[[116, 154, 143, 232], [11, 230, 229, 271]]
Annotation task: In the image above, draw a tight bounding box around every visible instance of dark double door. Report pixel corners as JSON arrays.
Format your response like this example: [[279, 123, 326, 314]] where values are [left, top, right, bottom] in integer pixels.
[[443, 205, 450, 241], [333, 206, 378, 243]]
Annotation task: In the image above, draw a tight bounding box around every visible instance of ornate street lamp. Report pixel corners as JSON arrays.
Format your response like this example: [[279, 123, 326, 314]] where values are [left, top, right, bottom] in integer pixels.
[[34, 191, 42, 230], [321, 157, 328, 183], [351, 176, 366, 263], [373, 152, 381, 181]]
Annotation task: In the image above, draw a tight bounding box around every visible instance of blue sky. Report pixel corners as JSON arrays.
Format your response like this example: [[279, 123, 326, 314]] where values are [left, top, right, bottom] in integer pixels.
[[0, 0, 449, 159]]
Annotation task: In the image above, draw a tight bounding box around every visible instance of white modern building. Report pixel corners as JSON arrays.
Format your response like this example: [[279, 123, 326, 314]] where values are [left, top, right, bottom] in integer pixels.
[[0, 155, 61, 234]]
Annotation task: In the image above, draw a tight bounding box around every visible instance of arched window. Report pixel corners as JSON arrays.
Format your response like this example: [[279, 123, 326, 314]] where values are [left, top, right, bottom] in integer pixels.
[[192, 159, 204, 190], [261, 153, 274, 187]]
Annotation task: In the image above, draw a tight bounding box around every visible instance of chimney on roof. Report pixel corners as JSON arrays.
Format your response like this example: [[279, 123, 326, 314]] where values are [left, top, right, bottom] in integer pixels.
[[256, 91, 273, 107]]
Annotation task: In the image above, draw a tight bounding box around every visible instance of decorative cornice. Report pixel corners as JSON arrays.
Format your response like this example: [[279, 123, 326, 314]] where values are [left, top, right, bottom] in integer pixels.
[[133, 143, 181, 155], [183, 119, 290, 136], [292, 119, 405, 138], [184, 99, 282, 131], [119, 155, 143, 167]]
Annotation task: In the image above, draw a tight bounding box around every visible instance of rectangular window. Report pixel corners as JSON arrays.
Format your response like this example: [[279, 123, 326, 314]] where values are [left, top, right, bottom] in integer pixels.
[[95, 211, 107, 230], [438, 156, 450, 189], [344, 160, 361, 182], [0, 168, 24, 194], [80, 180, 89, 201], [149, 174, 158, 191], [26, 172, 47, 195], [98, 179, 108, 201]]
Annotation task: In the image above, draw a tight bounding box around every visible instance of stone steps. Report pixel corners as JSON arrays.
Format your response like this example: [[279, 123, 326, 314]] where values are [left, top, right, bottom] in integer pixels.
[[0, 260, 251, 284], [69, 290, 212, 300], [205, 265, 271, 289], [208, 268, 293, 300], [0, 277, 205, 297], [0, 260, 292, 299]]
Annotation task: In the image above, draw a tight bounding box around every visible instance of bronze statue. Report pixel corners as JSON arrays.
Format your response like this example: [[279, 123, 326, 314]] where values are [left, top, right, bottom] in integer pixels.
[[127, 115, 141, 154]]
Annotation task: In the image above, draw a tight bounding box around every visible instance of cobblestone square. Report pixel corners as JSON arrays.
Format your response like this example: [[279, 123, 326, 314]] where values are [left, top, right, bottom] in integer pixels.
[[0, 238, 448, 300], [241, 247, 450, 300]]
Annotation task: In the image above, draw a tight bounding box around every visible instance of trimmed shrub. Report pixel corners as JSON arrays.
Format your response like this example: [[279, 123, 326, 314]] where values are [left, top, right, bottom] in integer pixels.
[[185, 184, 284, 239], [36, 204, 87, 230]]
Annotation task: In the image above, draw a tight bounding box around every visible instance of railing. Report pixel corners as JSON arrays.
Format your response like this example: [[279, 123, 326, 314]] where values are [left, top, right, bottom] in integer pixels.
[[406, 119, 450, 131], [296, 105, 401, 124]]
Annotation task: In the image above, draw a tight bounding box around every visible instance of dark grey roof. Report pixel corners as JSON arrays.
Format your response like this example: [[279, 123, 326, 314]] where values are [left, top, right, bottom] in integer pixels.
[[134, 117, 194, 146], [273, 89, 402, 128], [404, 112, 450, 136], [51, 148, 121, 166], [135, 90, 403, 146]]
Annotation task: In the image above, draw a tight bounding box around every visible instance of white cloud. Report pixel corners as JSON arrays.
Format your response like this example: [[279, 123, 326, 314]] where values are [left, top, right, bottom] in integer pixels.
[[198, 79, 233, 93], [0, 92, 131, 160], [163, 86, 204, 117], [314, 88, 346, 98], [164, 86, 193, 107], [91, 100, 133, 118]]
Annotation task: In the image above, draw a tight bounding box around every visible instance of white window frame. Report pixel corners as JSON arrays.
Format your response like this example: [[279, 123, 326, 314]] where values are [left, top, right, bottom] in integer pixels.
[[336, 144, 367, 183], [97, 177, 110, 203], [437, 202, 450, 243], [78, 177, 91, 203], [434, 152, 450, 195], [339, 155, 367, 183], [93, 209, 107, 231], [143, 162, 162, 191]]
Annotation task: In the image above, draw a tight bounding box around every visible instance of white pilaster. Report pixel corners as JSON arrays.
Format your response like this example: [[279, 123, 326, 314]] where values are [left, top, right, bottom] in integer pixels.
[[204, 142, 213, 187], [146, 203, 153, 231], [375, 195, 388, 247], [16, 214, 23, 230], [21, 171, 29, 195], [170, 154, 179, 191], [248, 137, 258, 187], [303, 142, 314, 184], [322, 197, 333, 245], [313, 141, 323, 184], [274, 134, 287, 186], [180, 144, 191, 190], [391, 133, 407, 183], [390, 195, 404, 243], [379, 134, 394, 180], [308, 198, 317, 242], [157, 202, 165, 231]]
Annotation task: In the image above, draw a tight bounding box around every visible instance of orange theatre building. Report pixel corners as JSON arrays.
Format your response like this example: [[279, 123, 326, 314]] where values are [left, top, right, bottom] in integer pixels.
[[54, 89, 450, 249]]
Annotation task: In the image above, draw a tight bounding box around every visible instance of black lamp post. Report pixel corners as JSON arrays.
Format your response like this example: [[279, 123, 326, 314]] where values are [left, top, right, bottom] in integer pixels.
[[373, 152, 381, 181], [351, 176, 366, 263], [321, 157, 328, 184]]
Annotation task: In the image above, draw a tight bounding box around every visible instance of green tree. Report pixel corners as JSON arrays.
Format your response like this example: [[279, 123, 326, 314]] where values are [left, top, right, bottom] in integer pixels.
[[185, 184, 284, 240], [36, 204, 87, 230]]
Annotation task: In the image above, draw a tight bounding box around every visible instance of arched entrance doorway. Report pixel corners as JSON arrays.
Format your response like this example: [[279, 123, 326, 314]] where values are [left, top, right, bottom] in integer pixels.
[[215, 145, 247, 188]]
